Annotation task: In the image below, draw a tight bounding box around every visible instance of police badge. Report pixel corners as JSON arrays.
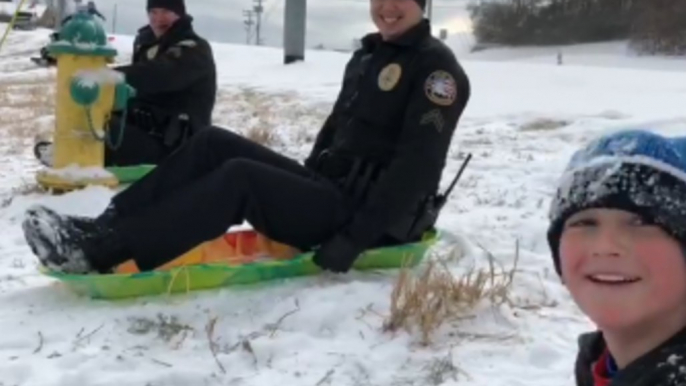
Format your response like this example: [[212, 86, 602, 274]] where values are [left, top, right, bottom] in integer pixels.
[[378, 63, 402, 91]]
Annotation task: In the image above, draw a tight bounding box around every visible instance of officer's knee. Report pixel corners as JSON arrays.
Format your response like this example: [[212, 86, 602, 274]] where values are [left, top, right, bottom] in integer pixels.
[[194, 126, 242, 145], [221, 158, 258, 175], [219, 158, 261, 190]]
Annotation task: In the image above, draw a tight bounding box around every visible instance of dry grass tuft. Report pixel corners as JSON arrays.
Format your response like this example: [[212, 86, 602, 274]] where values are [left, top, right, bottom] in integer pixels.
[[245, 125, 276, 146], [127, 314, 193, 343], [519, 118, 569, 132], [213, 87, 328, 149], [0, 76, 56, 153], [0, 179, 45, 208], [383, 242, 520, 346]]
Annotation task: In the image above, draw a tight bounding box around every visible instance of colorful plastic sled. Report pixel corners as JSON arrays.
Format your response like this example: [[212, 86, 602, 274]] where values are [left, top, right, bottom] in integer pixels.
[[42, 229, 439, 300], [107, 164, 155, 184]]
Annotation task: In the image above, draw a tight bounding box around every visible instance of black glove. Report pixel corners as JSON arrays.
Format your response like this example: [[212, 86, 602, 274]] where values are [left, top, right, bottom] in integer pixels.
[[312, 234, 364, 273]]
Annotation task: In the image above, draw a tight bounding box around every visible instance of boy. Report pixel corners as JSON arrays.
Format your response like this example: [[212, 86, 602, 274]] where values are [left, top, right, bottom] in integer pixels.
[[547, 129, 686, 386]]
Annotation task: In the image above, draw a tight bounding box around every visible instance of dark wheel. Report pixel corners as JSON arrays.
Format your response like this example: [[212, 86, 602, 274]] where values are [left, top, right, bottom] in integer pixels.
[[33, 140, 53, 167]]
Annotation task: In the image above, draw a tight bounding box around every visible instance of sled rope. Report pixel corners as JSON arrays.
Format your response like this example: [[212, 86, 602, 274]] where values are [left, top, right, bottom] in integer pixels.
[[167, 264, 191, 295], [84, 106, 127, 150], [0, 0, 30, 55]]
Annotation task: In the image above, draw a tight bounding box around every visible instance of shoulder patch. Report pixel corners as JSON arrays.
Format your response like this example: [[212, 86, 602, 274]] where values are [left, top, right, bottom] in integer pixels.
[[167, 46, 182, 58], [176, 40, 198, 48], [424, 70, 457, 106]]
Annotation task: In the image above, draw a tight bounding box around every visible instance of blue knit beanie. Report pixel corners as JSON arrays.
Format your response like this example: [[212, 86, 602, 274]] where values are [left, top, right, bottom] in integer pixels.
[[547, 129, 686, 276]]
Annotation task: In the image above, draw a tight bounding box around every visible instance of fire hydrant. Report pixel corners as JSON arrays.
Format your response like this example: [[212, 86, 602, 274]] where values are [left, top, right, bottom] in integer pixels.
[[36, 10, 135, 191]]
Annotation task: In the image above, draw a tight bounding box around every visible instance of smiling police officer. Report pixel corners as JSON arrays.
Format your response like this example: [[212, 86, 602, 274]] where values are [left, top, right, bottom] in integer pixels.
[[21, 0, 471, 276]]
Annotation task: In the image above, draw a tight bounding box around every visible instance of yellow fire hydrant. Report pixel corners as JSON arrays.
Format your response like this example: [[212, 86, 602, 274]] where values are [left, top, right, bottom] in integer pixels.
[[36, 10, 135, 191]]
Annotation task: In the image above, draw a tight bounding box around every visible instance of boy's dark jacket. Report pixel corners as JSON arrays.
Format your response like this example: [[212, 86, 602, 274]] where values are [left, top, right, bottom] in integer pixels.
[[575, 328, 686, 386]]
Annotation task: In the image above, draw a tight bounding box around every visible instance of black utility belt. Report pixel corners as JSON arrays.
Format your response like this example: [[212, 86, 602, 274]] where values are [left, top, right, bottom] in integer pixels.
[[124, 108, 194, 148]]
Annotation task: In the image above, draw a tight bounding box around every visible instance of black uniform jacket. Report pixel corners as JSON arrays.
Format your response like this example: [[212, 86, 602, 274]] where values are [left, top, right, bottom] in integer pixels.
[[115, 15, 217, 128], [307, 19, 471, 250], [575, 328, 686, 386]]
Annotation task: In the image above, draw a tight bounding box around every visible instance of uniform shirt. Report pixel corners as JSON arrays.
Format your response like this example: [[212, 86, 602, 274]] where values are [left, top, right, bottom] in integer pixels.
[[306, 19, 471, 250], [115, 15, 217, 128]]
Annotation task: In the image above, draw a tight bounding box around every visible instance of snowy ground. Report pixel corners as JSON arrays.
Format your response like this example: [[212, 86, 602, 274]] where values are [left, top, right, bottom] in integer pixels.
[[1, 26, 686, 386]]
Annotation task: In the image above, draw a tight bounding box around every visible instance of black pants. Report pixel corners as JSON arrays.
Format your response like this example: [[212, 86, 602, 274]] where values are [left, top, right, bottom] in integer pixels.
[[104, 115, 171, 167], [110, 126, 354, 271]]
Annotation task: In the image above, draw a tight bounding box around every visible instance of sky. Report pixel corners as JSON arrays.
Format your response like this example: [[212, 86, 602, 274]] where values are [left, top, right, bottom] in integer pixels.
[[54, 0, 473, 50]]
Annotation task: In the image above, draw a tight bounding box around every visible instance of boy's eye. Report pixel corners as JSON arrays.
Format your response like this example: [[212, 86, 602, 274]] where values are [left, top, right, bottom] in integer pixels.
[[566, 217, 596, 228], [629, 215, 657, 227]]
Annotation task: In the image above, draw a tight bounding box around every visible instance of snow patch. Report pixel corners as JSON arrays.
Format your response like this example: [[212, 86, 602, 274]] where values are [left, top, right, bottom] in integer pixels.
[[73, 68, 124, 88], [51, 40, 115, 54], [41, 164, 114, 182]]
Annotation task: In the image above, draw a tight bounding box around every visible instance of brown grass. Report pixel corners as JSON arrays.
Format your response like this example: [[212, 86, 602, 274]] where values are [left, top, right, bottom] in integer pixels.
[[245, 125, 276, 146], [520, 118, 569, 132], [0, 75, 56, 154], [0, 179, 45, 208], [383, 242, 520, 346], [213, 87, 328, 149]]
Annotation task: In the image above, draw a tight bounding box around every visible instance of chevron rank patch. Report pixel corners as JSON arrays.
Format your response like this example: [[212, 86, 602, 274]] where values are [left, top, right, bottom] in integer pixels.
[[420, 109, 446, 133]]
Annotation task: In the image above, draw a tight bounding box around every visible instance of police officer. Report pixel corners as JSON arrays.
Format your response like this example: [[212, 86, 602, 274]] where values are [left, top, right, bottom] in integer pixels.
[[34, 0, 217, 168], [21, 0, 471, 275]]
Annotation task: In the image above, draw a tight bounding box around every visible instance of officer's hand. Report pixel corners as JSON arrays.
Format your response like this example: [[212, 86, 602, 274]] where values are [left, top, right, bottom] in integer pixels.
[[312, 234, 364, 273]]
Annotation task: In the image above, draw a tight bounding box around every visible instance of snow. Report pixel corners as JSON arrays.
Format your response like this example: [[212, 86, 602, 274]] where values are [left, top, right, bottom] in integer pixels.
[[51, 39, 116, 54], [1, 23, 686, 386], [40, 164, 115, 181]]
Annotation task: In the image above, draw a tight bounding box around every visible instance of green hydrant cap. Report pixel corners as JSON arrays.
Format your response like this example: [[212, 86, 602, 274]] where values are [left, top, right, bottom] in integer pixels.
[[48, 10, 117, 57]]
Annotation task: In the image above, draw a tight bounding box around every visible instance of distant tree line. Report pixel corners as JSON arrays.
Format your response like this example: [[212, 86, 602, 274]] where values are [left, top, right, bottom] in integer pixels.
[[468, 0, 686, 55]]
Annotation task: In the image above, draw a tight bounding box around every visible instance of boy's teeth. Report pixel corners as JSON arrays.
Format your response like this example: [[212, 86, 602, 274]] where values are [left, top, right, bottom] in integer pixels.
[[383, 17, 399, 23], [589, 274, 639, 283]]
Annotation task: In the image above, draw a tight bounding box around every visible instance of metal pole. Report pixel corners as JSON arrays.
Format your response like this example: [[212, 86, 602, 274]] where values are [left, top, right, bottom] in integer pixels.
[[283, 0, 306, 64], [112, 3, 117, 33], [56, 0, 67, 28], [253, 0, 263, 45]]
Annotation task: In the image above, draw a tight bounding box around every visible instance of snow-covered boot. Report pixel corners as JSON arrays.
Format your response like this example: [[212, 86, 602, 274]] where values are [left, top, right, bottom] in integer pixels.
[[22, 205, 131, 274]]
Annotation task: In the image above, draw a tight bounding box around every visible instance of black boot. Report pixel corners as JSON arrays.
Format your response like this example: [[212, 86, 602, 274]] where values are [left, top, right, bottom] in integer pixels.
[[22, 205, 131, 274]]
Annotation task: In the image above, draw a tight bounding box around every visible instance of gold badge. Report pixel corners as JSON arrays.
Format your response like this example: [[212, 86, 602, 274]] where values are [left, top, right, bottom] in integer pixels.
[[378, 63, 402, 91], [146, 44, 159, 60], [424, 70, 457, 106]]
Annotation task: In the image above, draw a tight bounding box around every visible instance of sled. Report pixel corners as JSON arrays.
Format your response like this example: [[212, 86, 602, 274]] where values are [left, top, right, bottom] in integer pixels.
[[107, 164, 155, 184], [42, 228, 439, 300]]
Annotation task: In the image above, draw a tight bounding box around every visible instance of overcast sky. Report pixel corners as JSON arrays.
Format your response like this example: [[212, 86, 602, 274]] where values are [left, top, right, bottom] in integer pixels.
[[77, 0, 472, 50]]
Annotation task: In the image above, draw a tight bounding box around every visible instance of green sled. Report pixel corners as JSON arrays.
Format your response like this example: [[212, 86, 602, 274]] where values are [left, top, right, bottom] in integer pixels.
[[42, 229, 440, 300], [106, 164, 156, 184]]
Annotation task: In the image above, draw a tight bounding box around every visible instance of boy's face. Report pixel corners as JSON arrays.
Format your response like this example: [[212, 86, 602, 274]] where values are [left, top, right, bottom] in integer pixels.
[[559, 208, 686, 332]]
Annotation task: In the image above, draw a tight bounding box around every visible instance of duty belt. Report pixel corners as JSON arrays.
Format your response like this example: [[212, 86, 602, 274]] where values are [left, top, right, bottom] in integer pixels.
[[315, 150, 383, 203], [123, 107, 193, 148]]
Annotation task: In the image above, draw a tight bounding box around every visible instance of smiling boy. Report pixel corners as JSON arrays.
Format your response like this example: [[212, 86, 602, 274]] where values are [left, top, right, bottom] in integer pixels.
[[547, 129, 686, 386]]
